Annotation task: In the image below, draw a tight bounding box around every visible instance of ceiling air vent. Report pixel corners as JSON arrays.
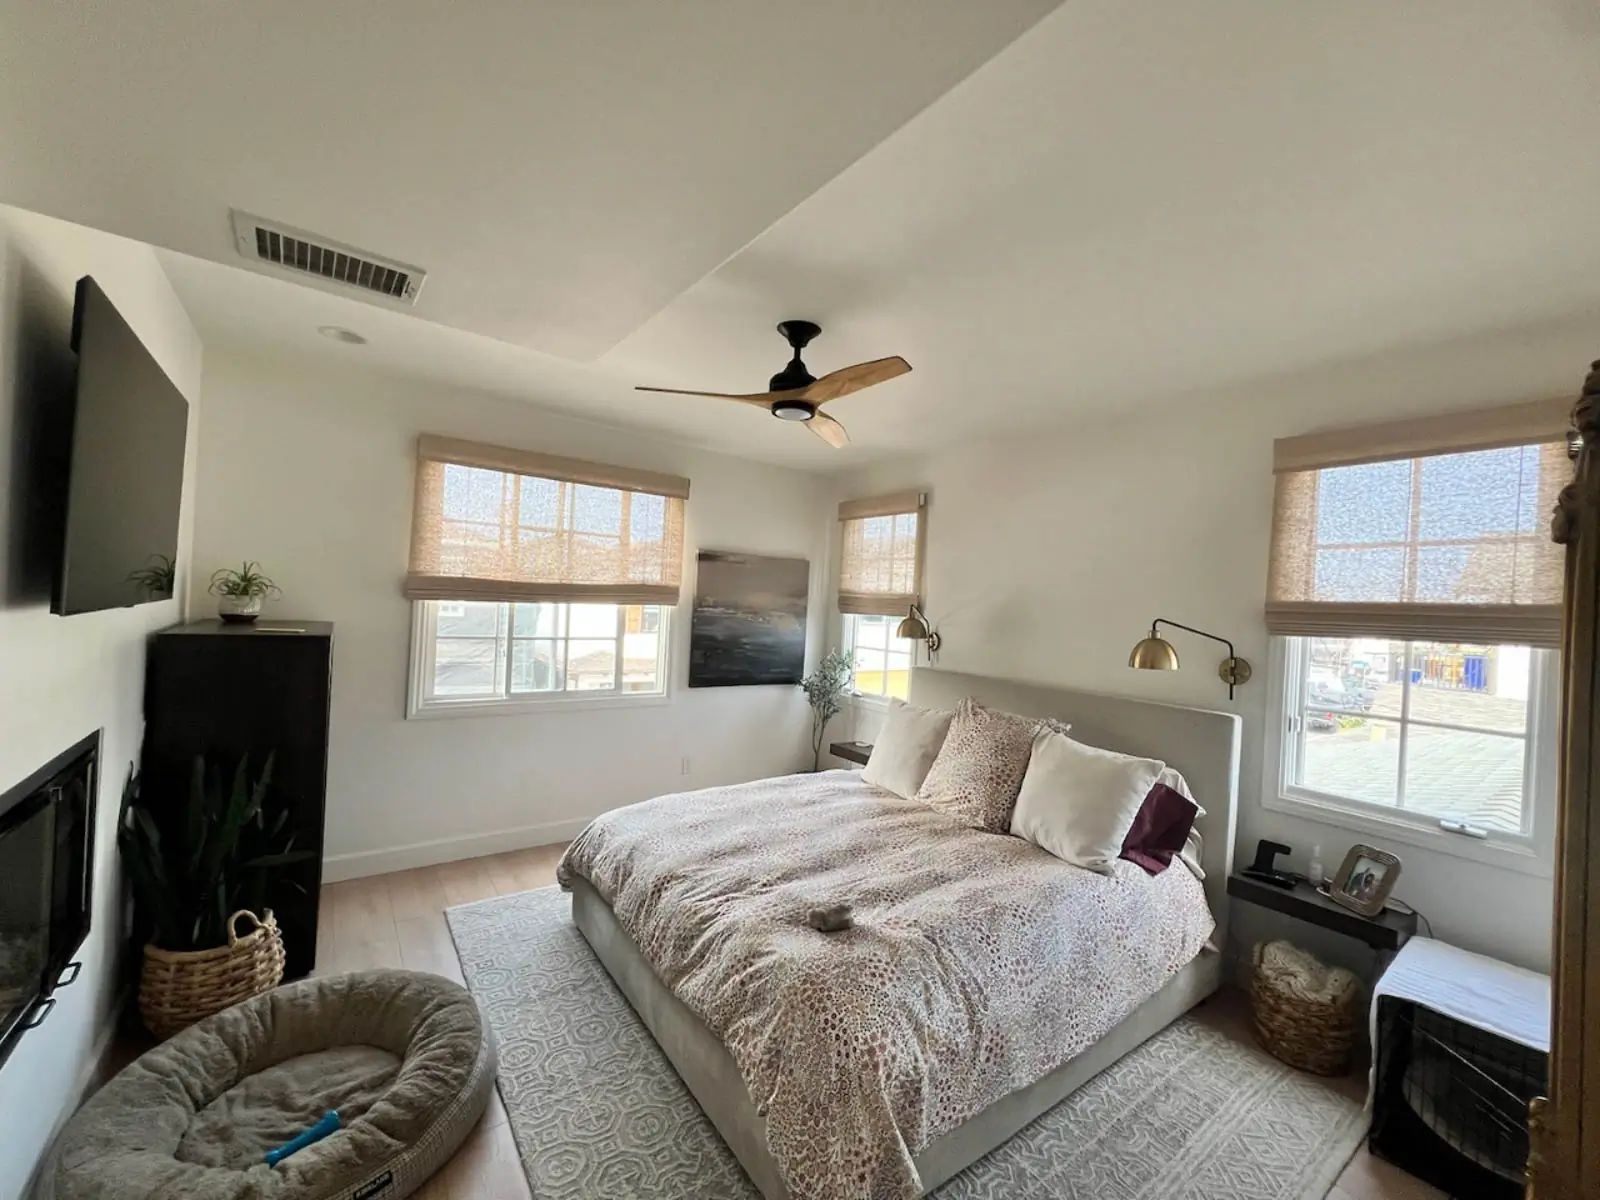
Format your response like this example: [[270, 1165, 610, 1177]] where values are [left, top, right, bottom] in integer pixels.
[[230, 211, 426, 304]]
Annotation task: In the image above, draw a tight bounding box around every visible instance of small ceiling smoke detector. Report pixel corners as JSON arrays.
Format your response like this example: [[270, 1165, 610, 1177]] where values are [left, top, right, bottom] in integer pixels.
[[318, 326, 367, 345]]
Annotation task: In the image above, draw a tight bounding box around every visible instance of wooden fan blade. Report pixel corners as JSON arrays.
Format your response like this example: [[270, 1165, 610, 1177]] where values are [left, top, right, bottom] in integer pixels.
[[635, 385, 771, 408], [808, 411, 850, 448], [798, 356, 911, 406]]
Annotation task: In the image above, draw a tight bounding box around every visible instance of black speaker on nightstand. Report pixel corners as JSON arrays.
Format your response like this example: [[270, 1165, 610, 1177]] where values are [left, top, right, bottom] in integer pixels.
[[140, 619, 333, 980]]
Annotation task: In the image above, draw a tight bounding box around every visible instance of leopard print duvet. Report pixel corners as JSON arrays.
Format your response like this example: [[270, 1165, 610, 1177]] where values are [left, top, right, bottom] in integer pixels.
[[557, 769, 1215, 1200]]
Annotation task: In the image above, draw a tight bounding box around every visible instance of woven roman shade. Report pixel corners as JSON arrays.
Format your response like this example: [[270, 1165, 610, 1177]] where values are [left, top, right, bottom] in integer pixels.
[[838, 490, 925, 616], [405, 435, 689, 605], [1266, 399, 1573, 647]]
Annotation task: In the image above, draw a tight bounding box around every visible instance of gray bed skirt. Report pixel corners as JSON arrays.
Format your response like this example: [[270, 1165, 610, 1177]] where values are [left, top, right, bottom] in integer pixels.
[[569, 874, 1222, 1199]]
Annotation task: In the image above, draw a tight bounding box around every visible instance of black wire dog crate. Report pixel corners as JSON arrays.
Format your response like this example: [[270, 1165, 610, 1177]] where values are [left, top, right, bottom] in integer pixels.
[[1370, 996, 1548, 1197]]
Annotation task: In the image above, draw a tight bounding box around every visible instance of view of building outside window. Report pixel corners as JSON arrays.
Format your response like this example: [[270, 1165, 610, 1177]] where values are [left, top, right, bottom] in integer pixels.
[[428, 601, 666, 699], [1290, 637, 1537, 833]]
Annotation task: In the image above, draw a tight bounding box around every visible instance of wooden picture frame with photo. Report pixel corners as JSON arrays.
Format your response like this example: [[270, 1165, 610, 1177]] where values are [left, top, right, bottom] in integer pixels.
[[1328, 843, 1403, 918]]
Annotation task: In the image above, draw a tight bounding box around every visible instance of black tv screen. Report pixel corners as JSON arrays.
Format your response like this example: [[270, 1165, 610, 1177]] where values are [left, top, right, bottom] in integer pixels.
[[0, 731, 97, 1062], [52, 277, 188, 616]]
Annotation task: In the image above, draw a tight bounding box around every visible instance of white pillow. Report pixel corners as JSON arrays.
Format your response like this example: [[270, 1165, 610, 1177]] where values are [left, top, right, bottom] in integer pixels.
[[861, 700, 953, 801], [1010, 729, 1166, 874]]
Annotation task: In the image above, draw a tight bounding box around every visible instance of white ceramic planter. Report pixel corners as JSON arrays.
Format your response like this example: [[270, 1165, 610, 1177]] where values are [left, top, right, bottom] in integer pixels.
[[217, 593, 263, 623]]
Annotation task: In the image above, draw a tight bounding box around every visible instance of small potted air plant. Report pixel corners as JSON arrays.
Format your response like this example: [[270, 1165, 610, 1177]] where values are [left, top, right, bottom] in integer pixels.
[[209, 561, 281, 623], [126, 554, 177, 600]]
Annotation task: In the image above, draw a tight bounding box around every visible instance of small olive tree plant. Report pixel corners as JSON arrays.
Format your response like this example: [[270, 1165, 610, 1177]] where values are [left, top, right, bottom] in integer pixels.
[[800, 649, 855, 771]]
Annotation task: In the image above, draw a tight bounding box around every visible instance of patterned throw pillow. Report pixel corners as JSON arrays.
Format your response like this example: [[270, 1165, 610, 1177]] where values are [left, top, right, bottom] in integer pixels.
[[914, 697, 1052, 832]]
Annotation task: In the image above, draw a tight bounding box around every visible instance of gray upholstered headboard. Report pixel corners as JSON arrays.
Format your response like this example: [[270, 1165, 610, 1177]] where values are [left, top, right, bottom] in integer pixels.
[[907, 669, 1242, 945]]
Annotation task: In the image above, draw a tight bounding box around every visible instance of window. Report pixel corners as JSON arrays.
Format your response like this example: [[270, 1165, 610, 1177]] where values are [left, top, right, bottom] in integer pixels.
[[412, 600, 668, 714], [1276, 637, 1555, 845], [837, 489, 927, 703], [1266, 401, 1571, 646], [406, 434, 689, 605], [837, 490, 925, 616], [1261, 403, 1571, 867], [404, 436, 688, 718], [843, 614, 915, 701]]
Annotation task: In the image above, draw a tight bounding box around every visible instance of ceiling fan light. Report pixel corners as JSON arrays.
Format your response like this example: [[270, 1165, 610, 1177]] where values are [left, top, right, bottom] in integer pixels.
[[771, 400, 816, 422]]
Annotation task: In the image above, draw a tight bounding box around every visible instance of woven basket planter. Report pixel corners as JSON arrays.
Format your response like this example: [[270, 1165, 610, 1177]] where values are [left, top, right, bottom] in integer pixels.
[[1251, 939, 1361, 1076], [139, 909, 285, 1039]]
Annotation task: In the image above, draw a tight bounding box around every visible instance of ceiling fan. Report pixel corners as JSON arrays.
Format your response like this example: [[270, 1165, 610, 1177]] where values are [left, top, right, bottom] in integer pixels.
[[636, 321, 910, 448]]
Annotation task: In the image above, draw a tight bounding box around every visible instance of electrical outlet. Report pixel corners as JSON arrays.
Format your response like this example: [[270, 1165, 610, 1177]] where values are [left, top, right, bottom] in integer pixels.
[[680, 757, 691, 775]]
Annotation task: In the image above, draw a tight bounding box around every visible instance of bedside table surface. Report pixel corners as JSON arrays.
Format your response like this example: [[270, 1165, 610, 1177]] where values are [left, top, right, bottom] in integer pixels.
[[1227, 872, 1418, 952], [828, 741, 873, 766]]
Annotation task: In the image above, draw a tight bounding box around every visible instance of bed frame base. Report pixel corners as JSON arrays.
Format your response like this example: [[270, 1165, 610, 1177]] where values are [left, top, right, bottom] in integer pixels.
[[570, 875, 1222, 1199]]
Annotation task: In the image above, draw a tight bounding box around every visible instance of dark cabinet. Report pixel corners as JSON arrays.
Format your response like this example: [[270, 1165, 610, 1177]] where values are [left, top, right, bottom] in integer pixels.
[[142, 619, 332, 979]]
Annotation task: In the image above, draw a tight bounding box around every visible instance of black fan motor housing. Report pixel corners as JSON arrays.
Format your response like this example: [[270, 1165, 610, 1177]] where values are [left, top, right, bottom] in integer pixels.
[[770, 319, 821, 391], [769, 362, 816, 391]]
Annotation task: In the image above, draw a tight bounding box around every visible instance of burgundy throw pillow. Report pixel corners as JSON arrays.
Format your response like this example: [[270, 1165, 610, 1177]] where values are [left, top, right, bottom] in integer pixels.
[[1120, 782, 1198, 875]]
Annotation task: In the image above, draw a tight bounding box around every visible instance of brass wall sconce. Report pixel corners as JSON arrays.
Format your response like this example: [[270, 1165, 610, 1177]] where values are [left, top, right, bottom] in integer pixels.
[[897, 604, 941, 663], [1128, 618, 1251, 700]]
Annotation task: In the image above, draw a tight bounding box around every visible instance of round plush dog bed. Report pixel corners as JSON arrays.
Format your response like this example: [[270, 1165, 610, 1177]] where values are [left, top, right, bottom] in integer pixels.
[[40, 969, 497, 1200]]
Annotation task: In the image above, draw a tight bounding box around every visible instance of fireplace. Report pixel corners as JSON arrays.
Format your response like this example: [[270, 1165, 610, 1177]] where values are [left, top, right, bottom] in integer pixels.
[[0, 731, 97, 1060]]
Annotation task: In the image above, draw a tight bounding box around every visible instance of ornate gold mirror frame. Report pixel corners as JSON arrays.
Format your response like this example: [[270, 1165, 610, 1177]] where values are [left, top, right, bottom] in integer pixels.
[[1529, 359, 1600, 1198]]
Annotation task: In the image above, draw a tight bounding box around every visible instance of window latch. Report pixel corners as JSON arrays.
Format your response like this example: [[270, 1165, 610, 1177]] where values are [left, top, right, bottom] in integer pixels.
[[1439, 818, 1490, 840]]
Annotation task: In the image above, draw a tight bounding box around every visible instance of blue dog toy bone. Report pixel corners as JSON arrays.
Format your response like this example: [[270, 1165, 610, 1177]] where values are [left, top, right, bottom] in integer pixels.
[[265, 1111, 341, 1167]]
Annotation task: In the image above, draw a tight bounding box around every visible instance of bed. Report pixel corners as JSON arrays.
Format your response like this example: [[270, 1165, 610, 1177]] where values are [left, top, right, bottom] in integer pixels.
[[559, 669, 1241, 1199]]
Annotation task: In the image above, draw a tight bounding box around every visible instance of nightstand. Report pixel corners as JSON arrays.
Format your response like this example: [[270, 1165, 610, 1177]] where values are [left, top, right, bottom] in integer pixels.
[[828, 741, 873, 767], [1226, 872, 1417, 953]]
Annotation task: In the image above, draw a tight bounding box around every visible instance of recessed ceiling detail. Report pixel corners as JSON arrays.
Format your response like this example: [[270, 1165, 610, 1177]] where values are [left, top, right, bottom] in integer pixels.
[[0, 1, 1062, 359], [232, 210, 425, 304]]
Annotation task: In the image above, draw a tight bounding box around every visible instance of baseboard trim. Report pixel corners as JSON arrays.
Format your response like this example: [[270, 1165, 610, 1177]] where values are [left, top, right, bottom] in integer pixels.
[[25, 984, 132, 1200], [84, 985, 130, 1092], [321, 817, 591, 882]]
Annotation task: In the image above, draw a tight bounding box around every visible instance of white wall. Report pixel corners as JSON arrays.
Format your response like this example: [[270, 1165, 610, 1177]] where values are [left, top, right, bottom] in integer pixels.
[[190, 349, 831, 879], [0, 206, 202, 1198], [831, 315, 1596, 977]]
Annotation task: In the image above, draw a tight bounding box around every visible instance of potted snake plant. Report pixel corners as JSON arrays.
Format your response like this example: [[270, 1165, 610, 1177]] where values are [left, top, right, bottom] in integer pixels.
[[118, 753, 313, 1037]]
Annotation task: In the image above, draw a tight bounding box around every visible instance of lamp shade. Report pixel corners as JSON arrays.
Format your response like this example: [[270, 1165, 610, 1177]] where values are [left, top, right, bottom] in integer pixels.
[[897, 607, 931, 641], [1128, 635, 1179, 671]]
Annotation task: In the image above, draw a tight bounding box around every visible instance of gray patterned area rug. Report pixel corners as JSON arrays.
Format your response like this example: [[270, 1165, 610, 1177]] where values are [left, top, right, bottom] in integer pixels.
[[446, 887, 1364, 1199]]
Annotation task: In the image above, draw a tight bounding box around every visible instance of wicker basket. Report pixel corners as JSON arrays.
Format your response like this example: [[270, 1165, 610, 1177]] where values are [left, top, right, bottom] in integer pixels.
[[1251, 940, 1361, 1076], [139, 909, 285, 1039]]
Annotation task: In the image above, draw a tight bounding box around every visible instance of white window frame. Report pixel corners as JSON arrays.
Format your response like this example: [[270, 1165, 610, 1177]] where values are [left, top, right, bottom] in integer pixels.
[[842, 613, 916, 708], [407, 600, 673, 719], [1260, 635, 1558, 877]]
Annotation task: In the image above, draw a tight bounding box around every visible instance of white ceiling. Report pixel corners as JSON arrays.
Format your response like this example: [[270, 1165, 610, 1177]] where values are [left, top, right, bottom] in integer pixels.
[[0, 0, 1059, 361], [8, 1, 1600, 471]]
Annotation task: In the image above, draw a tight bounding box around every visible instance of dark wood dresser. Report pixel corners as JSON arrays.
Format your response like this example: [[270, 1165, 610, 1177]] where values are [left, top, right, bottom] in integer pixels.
[[142, 619, 332, 979]]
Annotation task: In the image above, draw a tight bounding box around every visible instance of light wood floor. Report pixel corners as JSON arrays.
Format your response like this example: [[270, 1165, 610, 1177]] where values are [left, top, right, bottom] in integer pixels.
[[314, 844, 567, 1200], [313, 841, 1442, 1200]]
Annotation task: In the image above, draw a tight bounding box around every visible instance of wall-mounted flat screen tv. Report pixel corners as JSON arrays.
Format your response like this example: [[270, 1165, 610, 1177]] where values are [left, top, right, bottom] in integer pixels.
[[52, 276, 188, 616]]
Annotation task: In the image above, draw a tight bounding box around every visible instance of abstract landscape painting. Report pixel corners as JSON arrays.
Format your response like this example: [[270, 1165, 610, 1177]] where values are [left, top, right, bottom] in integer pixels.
[[689, 551, 809, 687]]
